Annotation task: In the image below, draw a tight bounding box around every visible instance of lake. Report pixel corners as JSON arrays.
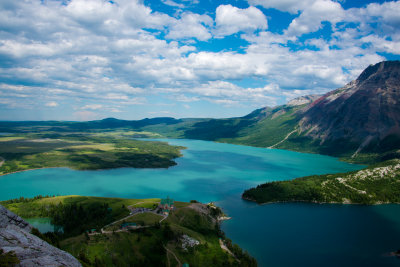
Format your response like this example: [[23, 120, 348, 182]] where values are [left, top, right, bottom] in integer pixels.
[[0, 139, 399, 266]]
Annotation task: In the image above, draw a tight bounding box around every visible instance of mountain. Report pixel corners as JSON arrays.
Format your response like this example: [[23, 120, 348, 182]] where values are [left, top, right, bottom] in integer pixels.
[[1, 61, 399, 163], [298, 61, 400, 158], [287, 94, 321, 107], [176, 61, 400, 162]]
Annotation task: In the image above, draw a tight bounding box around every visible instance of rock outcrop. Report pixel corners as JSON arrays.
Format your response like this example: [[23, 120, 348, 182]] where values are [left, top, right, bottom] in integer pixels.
[[0, 205, 81, 267], [287, 94, 320, 107]]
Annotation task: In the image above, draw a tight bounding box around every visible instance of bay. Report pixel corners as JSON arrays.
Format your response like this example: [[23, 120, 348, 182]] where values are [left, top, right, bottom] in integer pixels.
[[0, 139, 398, 266]]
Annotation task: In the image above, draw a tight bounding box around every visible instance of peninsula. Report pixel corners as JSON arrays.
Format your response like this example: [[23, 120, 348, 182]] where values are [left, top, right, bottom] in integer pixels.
[[243, 159, 400, 205]]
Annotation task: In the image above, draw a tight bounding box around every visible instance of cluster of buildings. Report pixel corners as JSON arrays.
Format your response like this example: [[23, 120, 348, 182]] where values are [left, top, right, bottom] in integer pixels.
[[158, 196, 174, 215]]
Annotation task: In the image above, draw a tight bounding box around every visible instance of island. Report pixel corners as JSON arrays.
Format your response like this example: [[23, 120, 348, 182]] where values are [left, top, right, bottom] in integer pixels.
[[1, 195, 256, 266], [243, 159, 400, 205]]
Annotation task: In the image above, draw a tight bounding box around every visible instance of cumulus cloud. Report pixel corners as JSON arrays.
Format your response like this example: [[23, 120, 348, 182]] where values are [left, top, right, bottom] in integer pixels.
[[166, 12, 213, 41], [285, 0, 344, 36], [362, 1, 400, 28], [187, 81, 280, 107], [214, 5, 268, 37], [0, 0, 399, 120]]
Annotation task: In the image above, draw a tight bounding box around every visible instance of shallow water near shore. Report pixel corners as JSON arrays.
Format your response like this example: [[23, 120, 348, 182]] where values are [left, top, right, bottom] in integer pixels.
[[0, 139, 399, 266], [25, 217, 63, 233]]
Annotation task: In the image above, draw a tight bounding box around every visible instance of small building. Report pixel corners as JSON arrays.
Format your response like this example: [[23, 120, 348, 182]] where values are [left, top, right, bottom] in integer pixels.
[[159, 197, 174, 215], [121, 222, 137, 229]]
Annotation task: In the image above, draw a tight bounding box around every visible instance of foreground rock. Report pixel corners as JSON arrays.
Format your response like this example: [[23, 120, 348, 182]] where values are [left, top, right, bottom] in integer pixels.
[[0, 205, 81, 267]]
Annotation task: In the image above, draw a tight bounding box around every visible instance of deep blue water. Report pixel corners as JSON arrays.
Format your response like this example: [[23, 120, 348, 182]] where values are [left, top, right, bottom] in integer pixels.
[[0, 139, 399, 266]]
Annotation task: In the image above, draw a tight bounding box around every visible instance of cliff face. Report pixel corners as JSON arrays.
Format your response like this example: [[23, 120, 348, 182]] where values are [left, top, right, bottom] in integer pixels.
[[0, 205, 81, 267], [299, 61, 400, 154]]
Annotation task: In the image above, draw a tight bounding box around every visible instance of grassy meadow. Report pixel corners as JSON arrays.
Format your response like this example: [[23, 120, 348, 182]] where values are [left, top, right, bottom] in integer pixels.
[[0, 132, 183, 175]]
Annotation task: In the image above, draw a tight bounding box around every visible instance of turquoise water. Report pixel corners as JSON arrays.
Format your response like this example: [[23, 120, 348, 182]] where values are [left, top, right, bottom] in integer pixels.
[[0, 139, 398, 266], [25, 217, 63, 233], [0, 139, 361, 201]]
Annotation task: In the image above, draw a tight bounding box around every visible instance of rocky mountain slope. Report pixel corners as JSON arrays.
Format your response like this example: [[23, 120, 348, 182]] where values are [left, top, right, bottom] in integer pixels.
[[0, 205, 81, 267], [299, 61, 400, 157]]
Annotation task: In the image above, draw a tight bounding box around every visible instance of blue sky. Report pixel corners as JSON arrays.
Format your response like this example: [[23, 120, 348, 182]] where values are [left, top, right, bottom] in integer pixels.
[[0, 0, 399, 121]]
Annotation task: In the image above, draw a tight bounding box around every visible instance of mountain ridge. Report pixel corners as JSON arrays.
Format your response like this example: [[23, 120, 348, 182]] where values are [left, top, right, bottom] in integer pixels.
[[298, 60, 400, 157]]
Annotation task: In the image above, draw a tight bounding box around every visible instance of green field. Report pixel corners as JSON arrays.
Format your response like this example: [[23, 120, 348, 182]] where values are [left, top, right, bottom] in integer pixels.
[[1, 195, 159, 219], [0, 132, 183, 175]]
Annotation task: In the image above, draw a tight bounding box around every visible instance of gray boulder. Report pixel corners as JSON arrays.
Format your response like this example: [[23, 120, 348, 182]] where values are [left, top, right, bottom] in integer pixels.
[[0, 205, 81, 267]]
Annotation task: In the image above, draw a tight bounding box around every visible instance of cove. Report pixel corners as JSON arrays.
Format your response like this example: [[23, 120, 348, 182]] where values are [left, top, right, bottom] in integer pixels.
[[0, 139, 398, 266]]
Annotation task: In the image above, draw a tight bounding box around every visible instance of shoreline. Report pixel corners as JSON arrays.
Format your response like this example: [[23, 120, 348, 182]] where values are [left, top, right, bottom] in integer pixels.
[[0, 159, 181, 177], [241, 196, 399, 206], [0, 167, 64, 177]]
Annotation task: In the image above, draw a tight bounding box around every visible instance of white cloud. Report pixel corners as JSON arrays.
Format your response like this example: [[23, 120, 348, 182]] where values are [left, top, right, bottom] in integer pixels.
[[361, 35, 400, 55], [0, 0, 399, 119], [45, 101, 58, 107], [214, 5, 268, 37], [166, 13, 213, 41], [188, 81, 279, 107], [285, 0, 344, 36], [175, 95, 200, 102], [82, 104, 103, 110], [364, 1, 400, 28], [162, 0, 185, 8], [210, 99, 239, 106], [248, 0, 316, 14]]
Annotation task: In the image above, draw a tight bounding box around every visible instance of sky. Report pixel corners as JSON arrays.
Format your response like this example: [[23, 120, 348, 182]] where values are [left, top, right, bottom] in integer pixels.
[[0, 0, 399, 121]]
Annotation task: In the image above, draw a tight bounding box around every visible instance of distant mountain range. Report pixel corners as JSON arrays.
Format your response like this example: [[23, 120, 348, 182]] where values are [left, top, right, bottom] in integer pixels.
[[1, 60, 399, 163]]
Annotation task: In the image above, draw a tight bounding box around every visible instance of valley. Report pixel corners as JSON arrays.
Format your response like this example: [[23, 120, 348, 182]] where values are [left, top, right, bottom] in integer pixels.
[[1, 61, 400, 266]]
